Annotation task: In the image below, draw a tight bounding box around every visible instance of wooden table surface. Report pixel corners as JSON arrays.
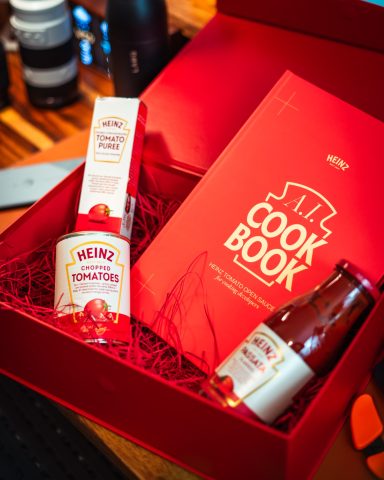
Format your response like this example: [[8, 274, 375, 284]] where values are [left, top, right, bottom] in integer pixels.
[[0, 1, 381, 478], [0, 0, 216, 168]]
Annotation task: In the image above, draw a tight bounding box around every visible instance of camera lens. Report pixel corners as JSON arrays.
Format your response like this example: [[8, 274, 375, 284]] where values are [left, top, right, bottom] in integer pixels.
[[10, 0, 79, 108]]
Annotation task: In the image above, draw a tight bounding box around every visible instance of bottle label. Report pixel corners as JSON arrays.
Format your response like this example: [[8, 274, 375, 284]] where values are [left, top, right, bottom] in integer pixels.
[[214, 323, 314, 423]]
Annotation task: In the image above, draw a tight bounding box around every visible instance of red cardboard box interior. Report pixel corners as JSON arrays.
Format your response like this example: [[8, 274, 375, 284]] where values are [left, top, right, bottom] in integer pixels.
[[1, 2, 384, 479], [1, 165, 383, 480], [141, 7, 384, 200]]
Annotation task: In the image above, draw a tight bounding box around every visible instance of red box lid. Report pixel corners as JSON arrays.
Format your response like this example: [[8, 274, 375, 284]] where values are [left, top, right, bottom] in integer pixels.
[[217, 0, 384, 53], [141, 13, 384, 198]]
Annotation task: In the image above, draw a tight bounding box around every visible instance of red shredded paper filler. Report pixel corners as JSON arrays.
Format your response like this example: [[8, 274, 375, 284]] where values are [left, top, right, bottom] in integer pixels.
[[0, 191, 324, 431]]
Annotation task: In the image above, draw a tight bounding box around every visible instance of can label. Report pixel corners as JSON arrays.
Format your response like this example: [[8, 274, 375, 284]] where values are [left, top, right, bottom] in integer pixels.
[[54, 232, 130, 343]]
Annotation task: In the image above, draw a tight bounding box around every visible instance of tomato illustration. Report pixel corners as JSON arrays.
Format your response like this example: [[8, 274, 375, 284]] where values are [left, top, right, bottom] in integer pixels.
[[88, 204, 111, 223], [220, 375, 234, 392], [84, 298, 109, 320]]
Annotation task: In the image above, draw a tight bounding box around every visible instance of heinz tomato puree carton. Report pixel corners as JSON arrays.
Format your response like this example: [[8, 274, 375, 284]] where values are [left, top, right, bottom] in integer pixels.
[[75, 97, 147, 240]]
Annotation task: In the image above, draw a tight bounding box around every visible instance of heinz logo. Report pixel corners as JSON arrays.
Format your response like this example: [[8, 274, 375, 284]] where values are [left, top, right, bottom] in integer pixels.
[[241, 332, 282, 375], [327, 154, 349, 171], [224, 182, 337, 291], [76, 247, 115, 262], [100, 118, 125, 129], [94, 116, 130, 163]]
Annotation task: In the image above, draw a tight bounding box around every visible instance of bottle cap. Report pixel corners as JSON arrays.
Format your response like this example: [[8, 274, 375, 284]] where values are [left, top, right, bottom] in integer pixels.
[[337, 259, 380, 302]]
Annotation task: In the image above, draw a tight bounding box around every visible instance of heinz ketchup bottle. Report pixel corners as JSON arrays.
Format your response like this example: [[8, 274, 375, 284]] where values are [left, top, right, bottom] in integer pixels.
[[202, 259, 379, 424]]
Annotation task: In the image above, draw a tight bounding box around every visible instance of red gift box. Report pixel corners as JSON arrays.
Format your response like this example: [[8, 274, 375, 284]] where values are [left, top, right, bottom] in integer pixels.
[[0, 162, 383, 480], [1, 2, 384, 478], [1, 69, 384, 479]]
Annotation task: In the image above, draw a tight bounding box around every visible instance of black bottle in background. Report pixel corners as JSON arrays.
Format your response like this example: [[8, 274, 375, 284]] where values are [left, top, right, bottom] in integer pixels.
[[0, 41, 10, 109], [107, 0, 169, 97]]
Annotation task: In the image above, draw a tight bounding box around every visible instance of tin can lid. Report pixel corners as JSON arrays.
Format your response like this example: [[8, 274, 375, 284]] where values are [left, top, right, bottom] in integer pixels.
[[57, 231, 130, 244], [337, 259, 380, 302]]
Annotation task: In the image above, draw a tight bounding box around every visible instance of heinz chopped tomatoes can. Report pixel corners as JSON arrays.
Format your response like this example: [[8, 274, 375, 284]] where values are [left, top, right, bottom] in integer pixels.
[[54, 231, 130, 344]]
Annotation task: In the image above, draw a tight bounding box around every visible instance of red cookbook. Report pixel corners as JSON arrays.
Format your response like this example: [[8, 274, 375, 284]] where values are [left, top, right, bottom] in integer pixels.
[[131, 71, 384, 372]]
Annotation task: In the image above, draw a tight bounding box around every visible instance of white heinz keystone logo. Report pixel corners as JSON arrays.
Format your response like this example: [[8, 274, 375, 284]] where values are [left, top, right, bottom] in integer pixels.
[[93, 116, 130, 163], [224, 182, 337, 291]]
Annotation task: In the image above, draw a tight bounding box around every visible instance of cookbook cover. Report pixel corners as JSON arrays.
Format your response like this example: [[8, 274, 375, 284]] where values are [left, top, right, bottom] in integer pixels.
[[131, 71, 384, 372]]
